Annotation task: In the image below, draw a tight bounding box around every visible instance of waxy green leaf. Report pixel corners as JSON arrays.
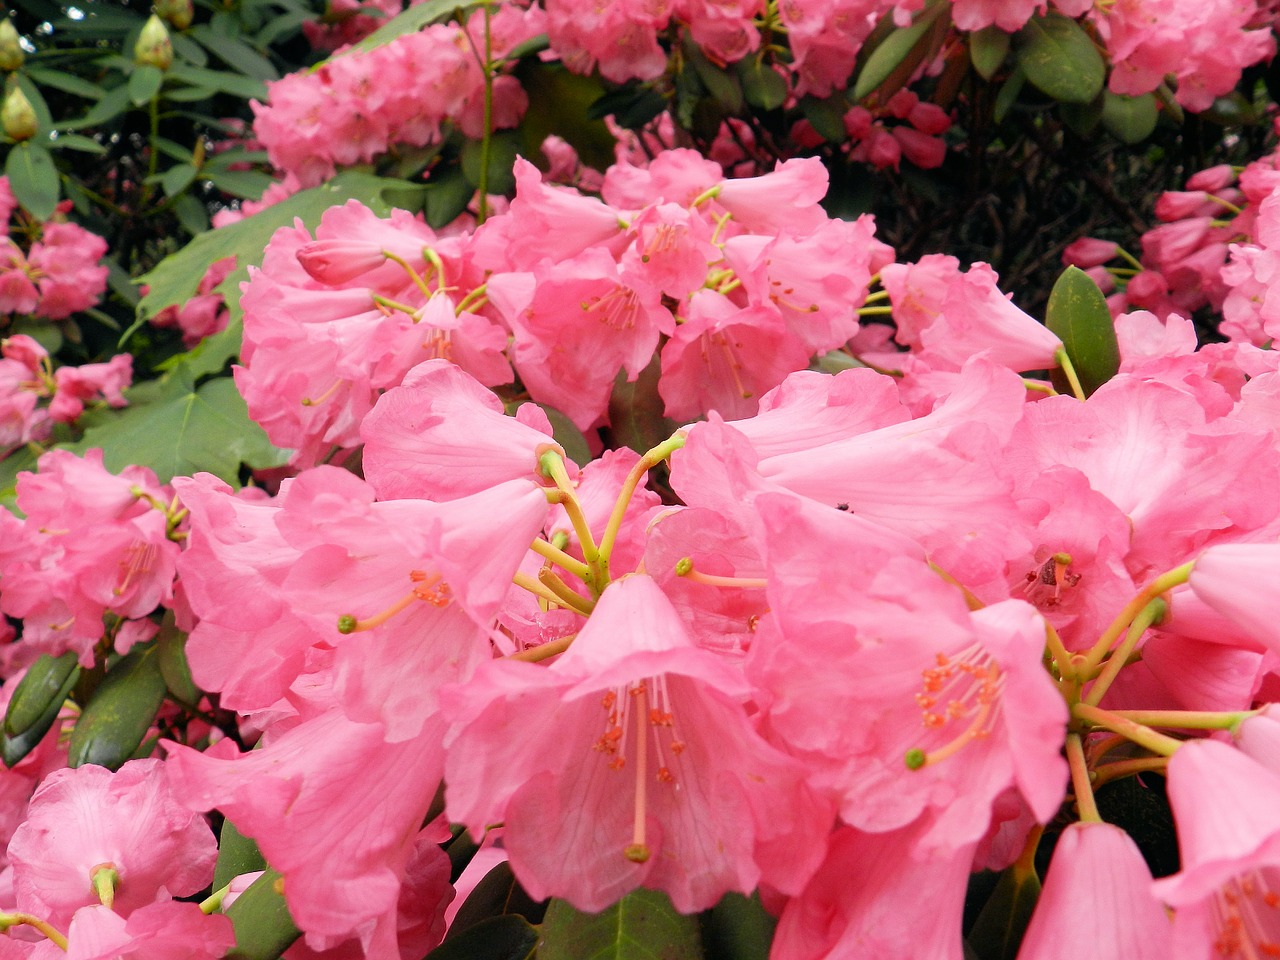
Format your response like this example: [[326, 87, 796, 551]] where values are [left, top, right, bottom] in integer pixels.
[[538, 889, 704, 960], [68, 643, 167, 770], [1016, 14, 1104, 104], [1101, 91, 1158, 144], [1046, 265, 1120, 397], [966, 866, 1041, 960], [428, 915, 537, 960], [5, 142, 59, 220], [225, 868, 301, 960], [2, 652, 79, 766], [969, 26, 1010, 80], [214, 819, 267, 891]]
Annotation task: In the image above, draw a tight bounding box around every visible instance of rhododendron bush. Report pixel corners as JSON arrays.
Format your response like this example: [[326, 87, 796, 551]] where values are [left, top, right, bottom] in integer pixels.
[[3, 0, 1280, 957]]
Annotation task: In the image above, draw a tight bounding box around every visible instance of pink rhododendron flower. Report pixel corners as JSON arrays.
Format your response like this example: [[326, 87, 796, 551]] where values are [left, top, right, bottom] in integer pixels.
[[8, 759, 217, 929], [62, 901, 234, 960], [1019, 822, 1172, 960], [1188, 541, 1280, 656], [443, 574, 830, 914]]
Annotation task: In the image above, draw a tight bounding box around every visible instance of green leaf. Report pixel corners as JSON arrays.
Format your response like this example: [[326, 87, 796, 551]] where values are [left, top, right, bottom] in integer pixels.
[[1059, 96, 1102, 137], [22, 67, 105, 100], [853, 10, 938, 101], [515, 60, 615, 172], [1045, 265, 1120, 397], [202, 167, 273, 200], [5, 142, 59, 221], [423, 167, 474, 229], [461, 131, 520, 196], [738, 57, 787, 110], [136, 170, 410, 323], [47, 132, 107, 155], [161, 162, 197, 197], [427, 915, 537, 960], [128, 64, 164, 105], [684, 38, 743, 116], [59, 85, 131, 131], [4, 651, 79, 739], [2, 656, 81, 769], [800, 95, 847, 143], [539, 889, 704, 960], [1100, 91, 1157, 144], [1015, 13, 1104, 104], [67, 643, 167, 770], [189, 25, 279, 81], [966, 865, 1041, 960], [993, 66, 1025, 123], [214, 819, 267, 891], [337, 0, 482, 58], [14, 74, 53, 131], [171, 32, 209, 68], [445, 861, 545, 938], [969, 25, 1010, 80], [66, 372, 288, 485], [167, 62, 268, 101], [700, 892, 775, 960], [172, 192, 211, 236], [539, 404, 592, 468], [155, 612, 200, 706], [225, 868, 301, 960], [607, 353, 678, 458]]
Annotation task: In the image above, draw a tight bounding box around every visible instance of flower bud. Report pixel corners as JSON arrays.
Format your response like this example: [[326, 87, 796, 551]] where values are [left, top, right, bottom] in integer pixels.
[[134, 15, 173, 71], [2, 85, 37, 141], [0, 21, 24, 72], [155, 0, 194, 31]]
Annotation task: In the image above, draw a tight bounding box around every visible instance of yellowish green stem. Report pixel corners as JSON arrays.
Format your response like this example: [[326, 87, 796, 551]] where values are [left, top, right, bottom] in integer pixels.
[[1073, 703, 1184, 757]]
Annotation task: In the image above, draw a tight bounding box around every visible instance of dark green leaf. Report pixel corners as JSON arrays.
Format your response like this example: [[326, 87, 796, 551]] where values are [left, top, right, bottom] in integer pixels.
[[68, 643, 167, 770], [14, 73, 53, 131], [257, 10, 313, 48], [57, 85, 131, 131], [6, 142, 59, 221], [427, 915, 537, 960], [167, 63, 267, 101], [153, 136, 195, 162], [128, 64, 165, 106], [969, 25, 1010, 80], [1202, 91, 1257, 126], [445, 861, 545, 939], [1059, 96, 1102, 137], [171, 32, 209, 68], [161, 162, 197, 197], [700, 892, 775, 960], [214, 819, 267, 891], [1045, 265, 1120, 397], [539, 889, 704, 960], [540, 404, 592, 467], [4, 651, 79, 739], [684, 38, 743, 116], [66, 373, 288, 484], [1101, 91, 1158, 144], [47, 133, 107, 154], [738, 57, 787, 110], [1015, 13, 1104, 104], [993, 66, 1025, 123], [338, 0, 482, 58], [203, 167, 273, 200], [461, 131, 520, 196], [589, 87, 667, 129], [22, 67, 105, 100], [515, 60, 615, 172], [155, 613, 200, 706], [164, 85, 221, 103], [800, 95, 847, 142], [853, 10, 938, 101], [607, 353, 677, 457], [423, 168, 474, 229], [966, 865, 1041, 960], [172, 192, 211, 236], [225, 868, 301, 960], [190, 25, 279, 81]]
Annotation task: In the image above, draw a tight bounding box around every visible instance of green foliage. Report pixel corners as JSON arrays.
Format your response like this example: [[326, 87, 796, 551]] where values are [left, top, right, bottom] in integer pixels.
[[1015, 14, 1105, 104], [966, 865, 1041, 960], [2, 652, 79, 766], [1046, 266, 1121, 398], [538, 889, 705, 960], [67, 642, 167, 769], [225, 869, 302, 960]]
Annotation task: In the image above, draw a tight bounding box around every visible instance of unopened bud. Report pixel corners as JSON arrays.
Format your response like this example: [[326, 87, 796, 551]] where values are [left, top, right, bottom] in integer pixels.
[[155, 0, 193, 30], [134, 15, 173, 70], [2, 86, 37, 141], [0, 21, 24, 72]]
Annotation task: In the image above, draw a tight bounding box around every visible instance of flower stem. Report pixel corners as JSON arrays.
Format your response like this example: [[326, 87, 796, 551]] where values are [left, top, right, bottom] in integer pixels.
[[1083, 597, 1165, 707], [596, 433, 686, 579], [1072, 703, 1184, 757], [1053, 346, 1087, 402], [1104, 708, 1257, 733], [0, 912, 68, 950], [528, 536, 592, 582], [507, 635, 575, 662], [1079, 563, 1193, 675], [1066, 733, 1101, 823]]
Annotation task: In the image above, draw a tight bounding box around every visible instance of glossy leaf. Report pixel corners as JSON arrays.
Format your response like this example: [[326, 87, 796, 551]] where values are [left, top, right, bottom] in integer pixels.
[[4, 651, 79, 739], [167, 62, 267, 101], [190, 25, 279, 81], [214, 819, 267, 891], [66, 372, 288, 485], [993, 66, 1026, 123], [461, 131, 520, 195], [428, 915, 537, 960], [738, 57, 787, 110], [1045, 265, 1120, 397], [1101, 91, 1158, 144], [225, 869, 301, 960], [538, 890, 704, 960], [67, 643, 167, 770], [58, 86, 131, 131], [23, 67, 105, 100], [160, 162, 197, 197], [516, 60, 615, 172], [1015, 14, 1104, 104], [607, 353, 677, 458], [701, 892, 775, 960], [445, 861, 545, 939], [966, 865, 1041, 960], [5, 142, 59, 220], [853, 7, 939, 101], [48, 133, 107, 155], [155, 613, 200, 706], [970, 26, 1010, 80]]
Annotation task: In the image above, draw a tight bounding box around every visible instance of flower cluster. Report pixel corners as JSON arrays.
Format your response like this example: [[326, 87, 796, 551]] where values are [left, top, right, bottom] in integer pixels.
[[0, 179, 108, 324]]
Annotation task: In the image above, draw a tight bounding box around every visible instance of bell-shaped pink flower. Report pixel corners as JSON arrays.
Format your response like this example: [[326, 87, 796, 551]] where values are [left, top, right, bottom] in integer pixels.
[[443, 574, 831, 914], [1189, 541, 1280, 656]]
